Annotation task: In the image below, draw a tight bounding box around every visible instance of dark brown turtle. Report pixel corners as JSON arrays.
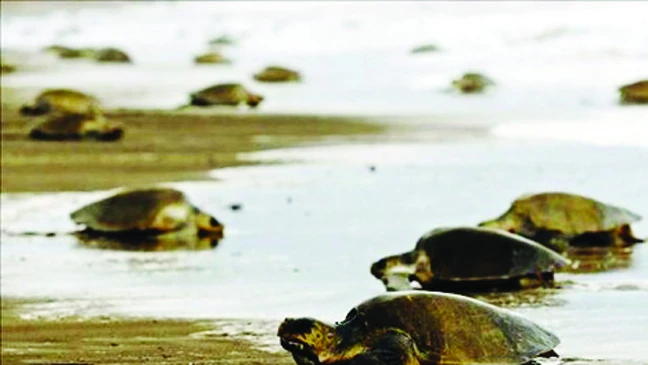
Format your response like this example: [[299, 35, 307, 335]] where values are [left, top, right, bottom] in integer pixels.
[[28, 111, 123, 141], [254, 66, 301, 83], [20, 89, 102, 116], [278, 291, 560, 365], [370, 227, 569, 292], [619, 80, 648, 104], [452, 72, 494, 93], [70, 187, 224, 244], [95, 48, 131, 63], [479, 192, 644, 253], [194, 52, 231, 64], [189, 83, 263, 108]]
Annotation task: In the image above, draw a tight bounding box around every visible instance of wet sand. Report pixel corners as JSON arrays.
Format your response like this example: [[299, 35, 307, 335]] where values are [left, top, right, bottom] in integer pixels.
[[2, 299, 292, 365], [1, 92, 386, 192]]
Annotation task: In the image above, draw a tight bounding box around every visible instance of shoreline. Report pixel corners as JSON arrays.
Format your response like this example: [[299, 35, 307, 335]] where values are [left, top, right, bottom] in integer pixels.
[[0, 88, 389, 363], [1, 95, 390, 192], [1, 298, 292, 365]]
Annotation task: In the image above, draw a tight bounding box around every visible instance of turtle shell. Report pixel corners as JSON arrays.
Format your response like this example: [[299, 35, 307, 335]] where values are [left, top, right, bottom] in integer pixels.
[[452, 73, 494, 93], [619, 80, 648, 103], [28, 89, 101, 116], [28, 113, 123, 141], [194, 52, 231, 64], [348, 291, 559, 364], [415, 227, 568, 281], [70, 188, 192, 232], [511, 192, 641, 234], [190, 83, 250, 106], [95, 48, 131, 63], [254, 66, 301, 82]]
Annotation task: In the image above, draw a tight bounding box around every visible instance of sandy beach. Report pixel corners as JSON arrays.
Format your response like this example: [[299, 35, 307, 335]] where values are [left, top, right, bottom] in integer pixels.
[[1, 88, 390, 363], [2, 299, 294, 365], [3, 2, 648, 365], [1, 90, 386, 193]]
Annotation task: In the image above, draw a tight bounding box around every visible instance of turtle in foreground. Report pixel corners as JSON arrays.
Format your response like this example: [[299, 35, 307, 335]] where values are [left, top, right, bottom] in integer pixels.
[[253, 66, 301, 83], [278, 291, 560, 365], [20, 89, 102, 116], [452, 72, 494, 93], [194, 52, 231, 64], [479, 192, 644, 253], [70, 188, 224, 245], [28, 111, 123, 141], [95, 48, 132, 63], [370, 227, 568, 292], [189, 83, 263, 108], [619, 80, 648, 104]]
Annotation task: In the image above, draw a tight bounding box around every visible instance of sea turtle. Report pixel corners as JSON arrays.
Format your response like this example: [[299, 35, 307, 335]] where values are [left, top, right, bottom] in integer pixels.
[[43, 45, 96, 59], [1, 64, 17, 75], [370, 227, 568, 292], [76, 232, 222, 251], [189, 83, 264, 108], [208, 35, 235, 46], [478, 192, 644, 253], [194, 52, 231, 64], [70, 187, 224, 243], [20, 89, 103, 116], [253, 66, 301, 83], [411, 44, 440, 54], [28, 111, 123, 141], [451, 72, 494, 93], [95, 48, 131, 63], [278, 291, 560, 365], [619, 80, 648, 104]]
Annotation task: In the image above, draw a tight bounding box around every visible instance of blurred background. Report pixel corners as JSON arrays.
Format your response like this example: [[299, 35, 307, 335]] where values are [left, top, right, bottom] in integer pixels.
[[2, 1, 647, 118]]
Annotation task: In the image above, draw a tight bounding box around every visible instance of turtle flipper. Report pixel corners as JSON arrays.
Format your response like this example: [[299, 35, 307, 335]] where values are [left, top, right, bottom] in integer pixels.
[[522, 349, 560, 365], [348, 353, 383, 365], [290, 353, 318, 365], [615, 224, 644, 245], [353, 332, 421, 365]]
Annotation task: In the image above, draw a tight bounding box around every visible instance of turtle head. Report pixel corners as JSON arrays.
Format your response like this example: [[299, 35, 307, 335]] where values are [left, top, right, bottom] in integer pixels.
[[246, 93, 264, 108], [370, 251, 424, 291], [193, 208, 224, 239], [20, 104, 46, 116], [478, 210, 523, 234], [278, 317, 337, 364]]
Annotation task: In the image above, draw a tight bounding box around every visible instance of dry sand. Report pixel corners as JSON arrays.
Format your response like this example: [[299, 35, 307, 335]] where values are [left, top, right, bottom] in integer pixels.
[[1, 88, 388, 364]]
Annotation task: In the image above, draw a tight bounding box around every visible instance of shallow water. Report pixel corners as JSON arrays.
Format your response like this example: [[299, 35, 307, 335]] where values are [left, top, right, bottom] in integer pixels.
[[2, 138, 648, 363]]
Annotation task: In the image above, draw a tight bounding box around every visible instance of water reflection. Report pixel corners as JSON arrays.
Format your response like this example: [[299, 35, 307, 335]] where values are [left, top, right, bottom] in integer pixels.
[[475, 287, 565, 309], [74, 231, 222, 252], [561, 247, 634, 273]]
